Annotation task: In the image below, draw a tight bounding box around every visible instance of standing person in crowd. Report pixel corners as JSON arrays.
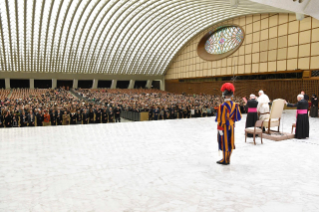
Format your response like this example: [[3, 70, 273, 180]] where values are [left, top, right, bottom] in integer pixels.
[[50, 109, 57, 126], [286, 94, 309, 139], [28, 112, 35, 127], [310, 94, 318, 117], [202, 106, 207, 117], [96, 107, 102, 123], [216, 83, 242, 165], [109, 107, 114, 123], [36, 110, 43, 127], [102, 108, 108, 123], [83, 109, 88, 124], [245, 94, 258, 137], [89, 108, 95, 124], [5, 110, 12, 128], [20, 111, 28, 127], [170, 106, 177, 119], [12, 115, 19, 127], [43, 110, 51, 126], [114, 106, 121, 123], [77, 110, 82, 124], [57, 109, 63, 125], [195, 106, 201, 117], [153, 106, 159, 120], [70, 111, 77, 125], [0, 111, 3, 128], [164, 106, 170, 120], [178, 105, 183, 119], [62, 111, 70, 125]]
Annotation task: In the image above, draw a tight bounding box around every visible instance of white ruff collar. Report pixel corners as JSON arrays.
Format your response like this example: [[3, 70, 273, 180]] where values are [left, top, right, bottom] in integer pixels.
[[224, 98, 231, 102]]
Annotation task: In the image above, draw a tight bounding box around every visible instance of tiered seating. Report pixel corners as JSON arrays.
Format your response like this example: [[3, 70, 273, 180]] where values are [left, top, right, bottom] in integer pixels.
[[0, 89, 10, 101], [10, 88, 48, 100]]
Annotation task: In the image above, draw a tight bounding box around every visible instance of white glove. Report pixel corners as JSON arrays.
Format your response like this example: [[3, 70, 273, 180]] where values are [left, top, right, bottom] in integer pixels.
[[218, 130, 224, 136]]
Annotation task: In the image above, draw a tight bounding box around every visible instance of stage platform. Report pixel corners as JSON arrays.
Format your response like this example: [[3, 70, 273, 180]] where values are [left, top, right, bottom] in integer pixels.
[[0, 110, 319, 212]]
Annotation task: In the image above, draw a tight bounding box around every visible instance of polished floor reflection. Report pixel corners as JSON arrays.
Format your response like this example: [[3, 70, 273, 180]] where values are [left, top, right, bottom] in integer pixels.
[[0, 110, 318, 212]]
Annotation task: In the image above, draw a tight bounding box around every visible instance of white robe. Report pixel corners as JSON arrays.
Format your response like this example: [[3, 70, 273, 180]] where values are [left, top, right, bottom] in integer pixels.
[[257, 94, 270, 121]]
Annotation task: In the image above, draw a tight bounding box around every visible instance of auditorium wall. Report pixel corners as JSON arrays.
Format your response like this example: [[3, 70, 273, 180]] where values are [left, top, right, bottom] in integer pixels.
[[165, 79, 319, 103], [165, 13, 319, 80]]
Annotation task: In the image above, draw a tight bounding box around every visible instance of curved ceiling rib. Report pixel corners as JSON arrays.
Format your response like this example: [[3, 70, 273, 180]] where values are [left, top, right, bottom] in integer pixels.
[[0, 0, 289, 76]]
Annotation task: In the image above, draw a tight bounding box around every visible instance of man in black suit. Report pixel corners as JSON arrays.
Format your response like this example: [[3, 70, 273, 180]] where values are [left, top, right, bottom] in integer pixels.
[[20, 111, 28, 127], [102, 108, 108, 123], [114, 106, 121, 122], [70, 111, 77, 125], [36, 109, 43, 127], [28, 112, 35, 127], [109, 107, 114, 123], [95, 107, 101, 124], [50, 109, 57, 126], [56, 109, 63, 125], [83, 109, 88, 124], [4, 110, 12, 128], [0, 112, 3, 128]]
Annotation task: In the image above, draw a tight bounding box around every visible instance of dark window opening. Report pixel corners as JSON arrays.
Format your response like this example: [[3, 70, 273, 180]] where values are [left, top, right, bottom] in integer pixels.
[[57, 80, 73, 90], [312, 70, 319, 77], [0, 79, 5, 89], [10, 79, 30, 88], [180, 72, 303, 83], [34, 80, 52, 89], [116, 80, 130, 89], [78, 80, 93, 88], [134, 81, 147, 88], [98, 80, 112, 88], [152, 81, 160, 90]]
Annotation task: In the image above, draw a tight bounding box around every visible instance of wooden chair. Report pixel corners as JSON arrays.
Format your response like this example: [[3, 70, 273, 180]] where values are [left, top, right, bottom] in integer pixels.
[[263, 99, 285, 134], [245, 120, 264, 145]]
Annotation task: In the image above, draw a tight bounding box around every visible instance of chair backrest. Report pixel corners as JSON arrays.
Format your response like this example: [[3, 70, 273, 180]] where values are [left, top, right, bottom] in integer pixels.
[[269, 99, 285, 119], [255, 120, 263, 128]]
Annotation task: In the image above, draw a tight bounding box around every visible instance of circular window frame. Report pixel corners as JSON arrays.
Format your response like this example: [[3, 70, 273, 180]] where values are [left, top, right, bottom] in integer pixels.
[[197, 24, 245, 61]]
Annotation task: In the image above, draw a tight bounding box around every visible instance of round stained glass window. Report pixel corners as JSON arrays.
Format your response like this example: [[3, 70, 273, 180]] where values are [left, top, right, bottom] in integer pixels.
[[197, 25, 245, 61], [205, 26, 244, 55]]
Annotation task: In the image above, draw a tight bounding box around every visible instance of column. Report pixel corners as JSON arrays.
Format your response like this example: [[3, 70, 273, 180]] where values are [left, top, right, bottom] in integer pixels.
[[5, 78, 10, 89], [128, 79, 135, 89], [52, 78, 57, 89], [92, 79, 98, 89], [30, 79, 34, 89], [111, 79, 117, 89], [160, 79, 165, 91], [146, 80, 153, 89], [73, 79, 78, 89]]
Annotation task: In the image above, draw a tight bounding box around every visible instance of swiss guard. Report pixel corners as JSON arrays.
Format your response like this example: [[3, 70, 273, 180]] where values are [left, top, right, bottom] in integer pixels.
[[215, 83, 242, 165]]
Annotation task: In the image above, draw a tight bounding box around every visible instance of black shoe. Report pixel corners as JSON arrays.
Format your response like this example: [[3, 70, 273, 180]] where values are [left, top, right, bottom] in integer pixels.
[[216, 160, 225, 164]]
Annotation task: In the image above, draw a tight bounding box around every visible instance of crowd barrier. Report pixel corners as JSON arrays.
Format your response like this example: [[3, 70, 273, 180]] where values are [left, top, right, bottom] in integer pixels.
[[121, 111, 149, 121]]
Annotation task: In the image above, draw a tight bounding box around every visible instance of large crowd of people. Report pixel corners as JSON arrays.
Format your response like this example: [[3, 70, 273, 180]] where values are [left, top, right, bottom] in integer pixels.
[[0, 88, 248, 128], [0, 87, 317, 130]]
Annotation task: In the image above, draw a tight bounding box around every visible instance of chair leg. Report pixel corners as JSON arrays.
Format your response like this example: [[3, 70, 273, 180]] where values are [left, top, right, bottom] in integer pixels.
[[253, 133, 256, 145], [291, 126, 293, 134], [260, 133, 263, 144], [245, 132, 247, 143]]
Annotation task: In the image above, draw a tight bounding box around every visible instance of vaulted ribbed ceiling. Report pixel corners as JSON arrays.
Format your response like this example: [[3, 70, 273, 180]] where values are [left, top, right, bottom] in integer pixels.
[[0, 0, 289, 76]]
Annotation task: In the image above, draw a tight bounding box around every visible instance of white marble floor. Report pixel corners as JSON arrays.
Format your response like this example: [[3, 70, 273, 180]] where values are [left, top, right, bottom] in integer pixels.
[[0, 110, 319, 212]]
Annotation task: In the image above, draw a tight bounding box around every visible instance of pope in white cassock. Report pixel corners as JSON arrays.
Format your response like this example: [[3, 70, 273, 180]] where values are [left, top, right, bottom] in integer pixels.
[[257, 90, 270, 121]]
